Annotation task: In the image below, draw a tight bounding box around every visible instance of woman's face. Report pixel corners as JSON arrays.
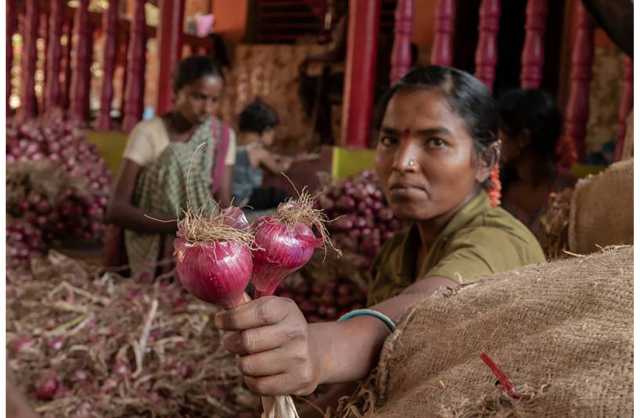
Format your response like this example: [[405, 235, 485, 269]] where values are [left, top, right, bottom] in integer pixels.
[[375, 89, 489, 221], [174, 75, 223, 124], [499, 128, 524, 165]]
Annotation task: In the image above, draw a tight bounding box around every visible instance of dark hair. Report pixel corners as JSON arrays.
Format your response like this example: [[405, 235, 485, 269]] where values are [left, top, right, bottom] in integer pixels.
[[173, 55, 223, 93], [374, 65, 499, 164], [498, 89, 563, 159], [238, 98, 280, 134]]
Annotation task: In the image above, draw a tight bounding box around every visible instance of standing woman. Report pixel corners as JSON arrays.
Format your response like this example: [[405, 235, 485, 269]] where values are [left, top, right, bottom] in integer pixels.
[[213, 67, 545, 403], [105, 56, 236, 277]]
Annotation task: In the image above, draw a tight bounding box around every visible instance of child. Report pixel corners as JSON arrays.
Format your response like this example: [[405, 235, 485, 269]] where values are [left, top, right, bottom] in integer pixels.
[[232, 98, 292, 210]]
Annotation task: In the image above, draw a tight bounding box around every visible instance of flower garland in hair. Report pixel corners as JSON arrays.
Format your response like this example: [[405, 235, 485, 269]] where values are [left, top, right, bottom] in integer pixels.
[[488, 165, 501, 207]]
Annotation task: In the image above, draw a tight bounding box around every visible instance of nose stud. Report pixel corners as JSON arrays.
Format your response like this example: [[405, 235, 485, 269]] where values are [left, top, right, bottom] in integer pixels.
[[407, 159, 416, 168]]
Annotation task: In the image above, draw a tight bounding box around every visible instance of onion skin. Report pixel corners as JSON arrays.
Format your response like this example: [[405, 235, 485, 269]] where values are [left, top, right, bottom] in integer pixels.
[[252, 217, 322, 297], [174, 238, 252, 309]]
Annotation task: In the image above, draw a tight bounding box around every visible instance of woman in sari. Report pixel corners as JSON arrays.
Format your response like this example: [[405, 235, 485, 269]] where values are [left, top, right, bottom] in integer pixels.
[[106, 56, 236, 277], [212, 66, 545, 414]]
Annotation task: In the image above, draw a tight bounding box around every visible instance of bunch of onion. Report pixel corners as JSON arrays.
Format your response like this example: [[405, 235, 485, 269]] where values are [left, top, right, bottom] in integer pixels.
[[174, 206, 300, 418]]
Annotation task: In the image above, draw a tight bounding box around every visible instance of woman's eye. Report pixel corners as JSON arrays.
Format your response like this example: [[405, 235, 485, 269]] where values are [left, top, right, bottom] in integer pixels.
[[427, 137, 447, 148], [379, 136, 397, 147]]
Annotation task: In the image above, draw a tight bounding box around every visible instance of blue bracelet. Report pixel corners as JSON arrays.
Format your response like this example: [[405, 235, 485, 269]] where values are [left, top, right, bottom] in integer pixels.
[[338, 309, 396, 333]]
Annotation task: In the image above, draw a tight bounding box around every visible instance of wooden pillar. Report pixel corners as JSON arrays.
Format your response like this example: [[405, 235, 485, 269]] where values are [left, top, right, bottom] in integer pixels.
[[7, 0, 17, 109], [390, 0, 414, 85], [430, 0, 456, 66], [474, 0, 501, 92], [97, 0, 120, 130], [62, 19, 74, 111], [70, 0, 92, 122], [520, 0, 548, 89], [119, 30, 130, 119], [614, 57, 633, 161], [123, 0, 147, 132], [44, 0, 65, 111], [156, 0, 186, 115], [557, 2, 594, 167], [19, 0, 39, 121], [341, 0, 381, 148]]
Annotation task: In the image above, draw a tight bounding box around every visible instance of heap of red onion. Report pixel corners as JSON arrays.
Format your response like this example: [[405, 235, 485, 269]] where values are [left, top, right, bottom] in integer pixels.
[[252, 192, 329, 298], [7, 218, 46, 269], [316, 170, 404, 265], [6, 118, 111, 246]]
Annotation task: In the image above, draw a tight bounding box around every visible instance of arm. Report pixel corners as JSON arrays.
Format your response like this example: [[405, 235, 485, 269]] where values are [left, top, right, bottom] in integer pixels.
[[105, 158, 177, 234], [256, 149, 292, 175], [214, 164, 233, 207], [215, 275, 458, 396]]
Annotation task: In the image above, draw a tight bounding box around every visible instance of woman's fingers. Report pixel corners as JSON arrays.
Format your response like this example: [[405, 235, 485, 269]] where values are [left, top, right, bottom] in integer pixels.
[[214, 296, 291, 331], [223, 322, 306, 355]]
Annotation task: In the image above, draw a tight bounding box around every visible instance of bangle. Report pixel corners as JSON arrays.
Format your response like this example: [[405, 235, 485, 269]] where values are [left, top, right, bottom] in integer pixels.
[[338, 309, 396, 333]]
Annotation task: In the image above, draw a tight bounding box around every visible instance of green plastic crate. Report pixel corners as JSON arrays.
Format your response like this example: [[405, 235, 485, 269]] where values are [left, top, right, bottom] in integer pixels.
[[331, 146, 377, 180]]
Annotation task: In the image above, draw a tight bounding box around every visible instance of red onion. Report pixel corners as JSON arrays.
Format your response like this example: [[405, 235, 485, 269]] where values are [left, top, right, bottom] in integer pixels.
[[252, 216, 323, 297], [174, 238, 252, 309], [35, 371, 60, 401]]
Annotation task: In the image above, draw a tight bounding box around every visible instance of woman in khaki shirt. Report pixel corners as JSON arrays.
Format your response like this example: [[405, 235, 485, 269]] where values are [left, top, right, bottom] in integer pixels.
[[213, 67, 545, 408]]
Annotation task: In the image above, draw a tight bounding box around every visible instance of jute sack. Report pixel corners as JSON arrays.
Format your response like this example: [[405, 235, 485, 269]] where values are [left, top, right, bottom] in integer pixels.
[[338, 246, 632, 418], [569, 159, 633, 254]]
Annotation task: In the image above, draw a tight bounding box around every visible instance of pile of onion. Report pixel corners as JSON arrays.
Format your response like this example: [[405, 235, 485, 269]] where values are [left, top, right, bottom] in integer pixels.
[[7, 218, 46, 269], [316, 170, 404, 265], [6, 118, 111, 245]]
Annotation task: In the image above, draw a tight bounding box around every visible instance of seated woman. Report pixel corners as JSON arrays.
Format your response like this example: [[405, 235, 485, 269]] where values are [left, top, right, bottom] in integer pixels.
[[105, 56, 236, 277], [213, 67, 546, 405], [498, 89, 576, 242], [232, 98, 291, 211]]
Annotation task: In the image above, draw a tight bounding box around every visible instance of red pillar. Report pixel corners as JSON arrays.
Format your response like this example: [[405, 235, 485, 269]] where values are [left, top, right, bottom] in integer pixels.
[[614, 57, 633, 161], [390, 0, 414, 85], [70, 0, 92, 122], [7, 0, 17, 110], [474, 0, 501, 92], [19, 0, 39, 121], [520, 0, 548, 89], [123, 0, 147, 132], [44, 0, 65, 111], [62, 19, 74, 111], [430, 0, 456, 66], [341, 0, 381, 148], [97, 0, 120, 130], [156, 0, 186, 115], [557, 2, 594, 167]]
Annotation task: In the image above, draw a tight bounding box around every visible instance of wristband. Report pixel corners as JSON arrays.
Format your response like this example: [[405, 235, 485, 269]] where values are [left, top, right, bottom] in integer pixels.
[[337, 308, 396, 333]]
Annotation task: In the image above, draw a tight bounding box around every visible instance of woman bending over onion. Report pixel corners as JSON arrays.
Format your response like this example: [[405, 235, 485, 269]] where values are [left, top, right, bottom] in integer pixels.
[[105, 56, 236, 277], [214, 67, 546, 404]]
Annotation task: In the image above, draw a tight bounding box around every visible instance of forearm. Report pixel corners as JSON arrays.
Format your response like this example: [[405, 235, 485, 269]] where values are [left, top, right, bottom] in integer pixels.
[[106, 201, 177, 234], [310, 316, 389, 384], [311, 277, 458, 384]]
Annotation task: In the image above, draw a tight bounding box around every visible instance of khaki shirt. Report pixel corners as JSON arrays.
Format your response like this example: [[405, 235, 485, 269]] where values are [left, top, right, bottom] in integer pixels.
[[368, 191, 545, 305]]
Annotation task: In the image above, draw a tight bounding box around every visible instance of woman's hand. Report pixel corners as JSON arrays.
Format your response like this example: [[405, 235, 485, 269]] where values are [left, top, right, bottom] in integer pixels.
[[214, 296, 321, 396]]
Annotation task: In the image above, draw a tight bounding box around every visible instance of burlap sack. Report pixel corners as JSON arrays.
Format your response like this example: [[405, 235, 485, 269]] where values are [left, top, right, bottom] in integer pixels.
[[569, 159, 633, 254], [338, 246, 632, 418]]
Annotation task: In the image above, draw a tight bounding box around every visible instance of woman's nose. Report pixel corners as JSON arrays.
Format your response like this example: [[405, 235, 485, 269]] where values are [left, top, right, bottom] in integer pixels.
[[392, 142, 420, 172]]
